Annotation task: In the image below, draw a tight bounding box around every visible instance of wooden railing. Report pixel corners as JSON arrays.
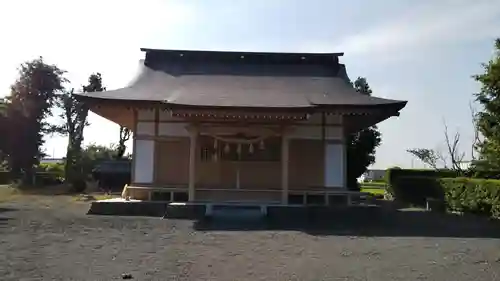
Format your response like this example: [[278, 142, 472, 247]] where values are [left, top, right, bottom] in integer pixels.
[[122, 184, 372, 206]]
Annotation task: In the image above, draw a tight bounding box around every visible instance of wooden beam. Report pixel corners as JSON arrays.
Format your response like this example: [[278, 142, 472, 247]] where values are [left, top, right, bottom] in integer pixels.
[[131, 109, 138, 184], [196, 124, 282, 136], [341, 115, 348, 189], [153, 109, 159, 185]]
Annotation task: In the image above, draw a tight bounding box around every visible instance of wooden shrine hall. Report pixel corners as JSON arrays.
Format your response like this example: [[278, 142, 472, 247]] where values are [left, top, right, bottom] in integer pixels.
[[75, 48, 406, 206]]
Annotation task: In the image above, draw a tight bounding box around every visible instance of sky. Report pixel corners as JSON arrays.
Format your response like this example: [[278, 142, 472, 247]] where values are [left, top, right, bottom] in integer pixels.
[[0, 0, 499, 168]]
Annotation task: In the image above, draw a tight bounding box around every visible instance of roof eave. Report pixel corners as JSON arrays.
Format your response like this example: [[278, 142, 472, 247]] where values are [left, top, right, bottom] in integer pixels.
[[313, 100, 407, 110]]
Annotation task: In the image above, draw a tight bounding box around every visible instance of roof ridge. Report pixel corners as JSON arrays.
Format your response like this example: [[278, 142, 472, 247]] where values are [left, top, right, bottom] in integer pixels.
[[140, 48, 344, 57]]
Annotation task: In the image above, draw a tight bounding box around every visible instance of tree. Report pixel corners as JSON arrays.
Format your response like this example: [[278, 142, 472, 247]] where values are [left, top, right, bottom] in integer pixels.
[[54, 73, 105, 190], [80, 143, 121, 176], [345, 77, 382, 190], [407, 148, 439, 169], [0, 98, 8, 164], [473, 38, 500, 172], [4, 57, 66, 184], [407, 120, 465, 173], [442, 121, 465, 172], [79, 73, 129, 159], [116, 126, 131, 159]]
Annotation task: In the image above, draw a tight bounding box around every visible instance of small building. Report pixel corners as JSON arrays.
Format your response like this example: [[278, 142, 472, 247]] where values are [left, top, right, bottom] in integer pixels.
[[362, 169, 386, 182], [40, 158, 64, 165], [75, 49, 406, 205]]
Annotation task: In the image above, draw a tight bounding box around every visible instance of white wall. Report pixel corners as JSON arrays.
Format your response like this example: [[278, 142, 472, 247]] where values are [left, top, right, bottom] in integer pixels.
[[134, 139, 155, 183], [137, 109, 155, 121], [324, 143, 345, 188], [136, 122, 155, 136], [158, 123, 189, 137]]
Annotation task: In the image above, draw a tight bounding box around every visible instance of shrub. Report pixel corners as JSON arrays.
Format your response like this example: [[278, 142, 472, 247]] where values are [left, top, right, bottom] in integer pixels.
[[0, 171, 11, 184], [385, 168, 457, 198], [71, 178, 87, 193], [386, 168, 457, 183], [383, 166, 401, 183], [38, 162, 65, 179], [0, 168, 63, 186], [390, 176, 444, 206], [388, 176, 500, 218], [440, 178, 500, 218], [34, 172, 64, 186]]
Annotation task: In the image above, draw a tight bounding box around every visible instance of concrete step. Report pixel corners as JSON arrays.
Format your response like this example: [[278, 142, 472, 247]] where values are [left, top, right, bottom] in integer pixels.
[[207, 204, 267, 217]]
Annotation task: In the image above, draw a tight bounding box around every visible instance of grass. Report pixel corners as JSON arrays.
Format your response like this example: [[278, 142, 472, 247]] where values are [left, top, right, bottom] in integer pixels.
[[360, 181, 387, 196], [360, 181, 387, 188], [361, 187, 386, 196], [0, 184, 19, 202], [71, 193, 116, 202]]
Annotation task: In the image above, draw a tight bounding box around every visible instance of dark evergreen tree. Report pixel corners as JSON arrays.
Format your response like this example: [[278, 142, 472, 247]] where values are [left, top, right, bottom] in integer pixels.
[[345, 77, 382, 190], [5, 57, 66, 184], [54, 73, 105, 191], [473, 38, 500, 174]]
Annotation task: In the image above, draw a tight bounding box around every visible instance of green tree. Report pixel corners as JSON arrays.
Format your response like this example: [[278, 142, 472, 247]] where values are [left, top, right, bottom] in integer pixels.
[[407, 148, 439, 169], [80, 74, 129, 159], [473, 38, 500, 172], [345, 77, 382, 190], [0, 98, 8, 165], [54, 73, 105, 190], [4, 57, 66, 184], [80, 143, 120, 176], [116, 127, 131, 159]]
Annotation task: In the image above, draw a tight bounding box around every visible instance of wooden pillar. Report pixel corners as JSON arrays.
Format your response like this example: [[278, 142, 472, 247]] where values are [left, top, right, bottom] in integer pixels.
[[131, 109, 138, 184], [281, 133, 289, 204], [188, 127, 198, 202], [341, 115, 347, 189], [342, 139, 347, 189]]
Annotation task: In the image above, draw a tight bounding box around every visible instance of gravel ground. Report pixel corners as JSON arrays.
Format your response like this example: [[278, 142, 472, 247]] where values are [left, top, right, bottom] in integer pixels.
[[1, 200, 500, 281]]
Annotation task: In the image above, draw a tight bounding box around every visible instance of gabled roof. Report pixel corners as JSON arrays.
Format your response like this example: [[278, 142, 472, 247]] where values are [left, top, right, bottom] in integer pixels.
[[74, 49, 407, 113]]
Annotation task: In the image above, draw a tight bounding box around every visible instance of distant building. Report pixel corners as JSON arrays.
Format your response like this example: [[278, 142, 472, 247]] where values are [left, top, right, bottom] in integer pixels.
[[40, 158, 64, 164], [458, 161, 472, 171], [362, 169, 386, 182]]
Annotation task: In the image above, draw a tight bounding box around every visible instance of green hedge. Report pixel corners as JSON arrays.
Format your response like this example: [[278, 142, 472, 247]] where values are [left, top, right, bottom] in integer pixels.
[[388, 176, 500, 218], [34, 172, 64, 186], [38, 163, 65, 179], [390, 176, 444, 206], [440, 178, 500, 218], [0, 170, 62, 186], [385, 168, 457, 183], [385, 168, 457, 198]]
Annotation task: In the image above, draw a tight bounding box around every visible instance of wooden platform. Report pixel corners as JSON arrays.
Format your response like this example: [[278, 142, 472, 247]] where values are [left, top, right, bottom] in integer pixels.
[[88, 198, 375, 218], [121, 185, 373, 206]]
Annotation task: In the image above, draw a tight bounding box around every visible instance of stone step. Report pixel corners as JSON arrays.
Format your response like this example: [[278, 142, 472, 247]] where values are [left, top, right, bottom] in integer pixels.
[[207, 204, 267, 217]]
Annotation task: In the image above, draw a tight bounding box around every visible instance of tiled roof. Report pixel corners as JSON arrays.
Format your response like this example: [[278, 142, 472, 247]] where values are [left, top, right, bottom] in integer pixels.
[[75, 49, 406, 112]]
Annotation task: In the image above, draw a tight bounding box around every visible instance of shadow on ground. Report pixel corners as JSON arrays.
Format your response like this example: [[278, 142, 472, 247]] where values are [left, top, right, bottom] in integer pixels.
[[2, 184, 73, 196], [0, 217, 9, 226], [0, 207, 16, 227], [0, 207, 17, 214], [193, 206, 500, 238]]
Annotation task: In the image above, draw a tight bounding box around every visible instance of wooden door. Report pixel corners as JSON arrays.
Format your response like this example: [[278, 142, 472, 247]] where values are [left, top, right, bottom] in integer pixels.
[[155, 139, 189, 185]]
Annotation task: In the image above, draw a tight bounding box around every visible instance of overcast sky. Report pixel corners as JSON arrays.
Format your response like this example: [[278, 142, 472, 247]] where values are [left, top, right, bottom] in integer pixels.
[[0, 0, 499, 168]]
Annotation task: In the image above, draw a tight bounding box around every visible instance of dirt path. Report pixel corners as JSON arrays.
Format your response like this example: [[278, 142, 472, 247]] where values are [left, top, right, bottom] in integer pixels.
[[1, 198, 500, 280]]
